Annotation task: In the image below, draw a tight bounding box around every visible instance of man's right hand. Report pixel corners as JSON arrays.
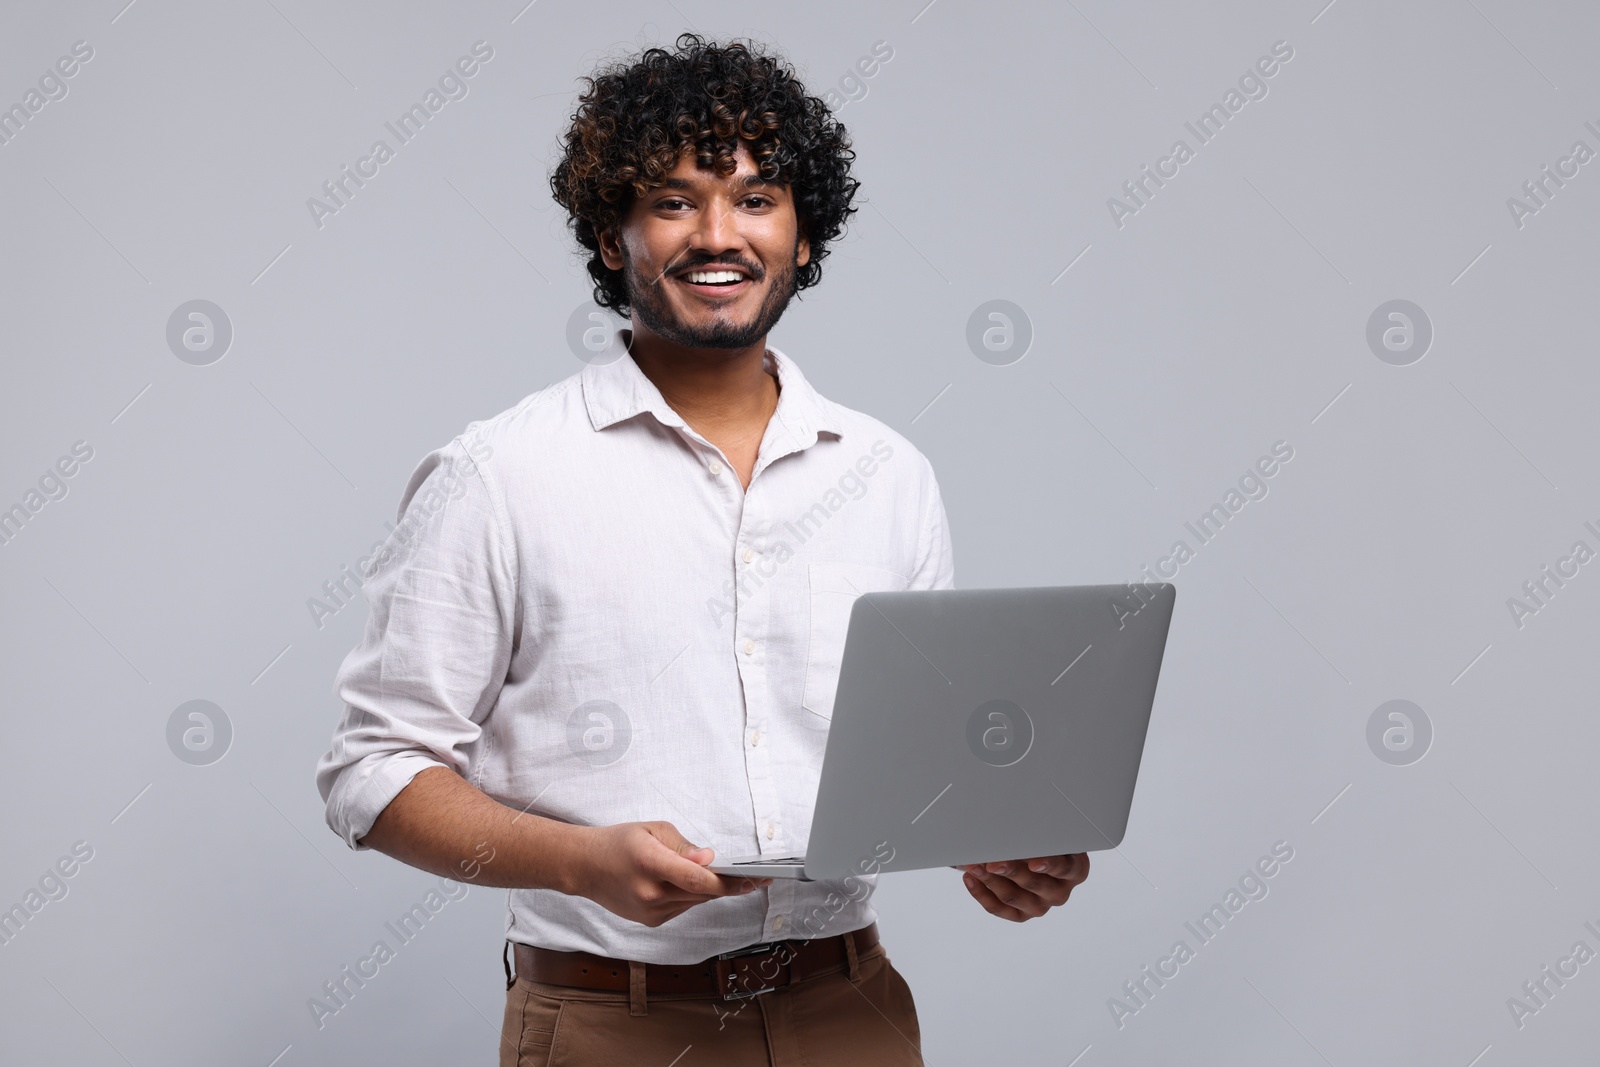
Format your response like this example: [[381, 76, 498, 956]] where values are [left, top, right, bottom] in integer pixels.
[[574, 821, 772, 928]]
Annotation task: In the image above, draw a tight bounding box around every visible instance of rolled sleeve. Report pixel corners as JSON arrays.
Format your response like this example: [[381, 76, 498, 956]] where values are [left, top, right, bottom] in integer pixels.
[[315, 432, 517, 850]]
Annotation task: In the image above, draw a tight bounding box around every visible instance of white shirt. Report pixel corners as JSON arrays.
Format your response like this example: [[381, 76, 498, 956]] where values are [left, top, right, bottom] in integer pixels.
[[315, 334, 955, 964]]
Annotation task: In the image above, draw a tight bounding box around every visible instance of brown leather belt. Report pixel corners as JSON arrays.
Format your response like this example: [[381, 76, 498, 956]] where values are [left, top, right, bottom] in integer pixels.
[[511, 922, 879, 1001]]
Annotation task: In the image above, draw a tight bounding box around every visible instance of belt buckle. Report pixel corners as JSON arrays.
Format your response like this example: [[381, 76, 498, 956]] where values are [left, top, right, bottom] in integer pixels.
[[716, 940, 792, 1000]]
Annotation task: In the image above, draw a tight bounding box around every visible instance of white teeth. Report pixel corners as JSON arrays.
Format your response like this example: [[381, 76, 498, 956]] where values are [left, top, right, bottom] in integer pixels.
[[684, 270, 744, 284]]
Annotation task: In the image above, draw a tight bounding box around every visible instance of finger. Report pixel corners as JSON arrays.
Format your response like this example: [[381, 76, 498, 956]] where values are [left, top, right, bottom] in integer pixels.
[[723, 873, 774, 893], [651, 891, 722, 912], [688, 873, 773, 897], [997, 854, 1089, 885], [646, 839, 774, 897], [962, 870, 1028, 922], [681, 844, 775, 894], [657, 856, 750, 896], [650, 879, 762, 905], [1015, 854, 1071, 878], [992, 856, 1088, 901], [642, 824, 740, 895], [983, 857, 1055, 878], [978, 865, 1071, 904], [976, 870, 1055, 916], [650, 821, 716, 865], [1022, 853, 1090, 883], [648, 874, 770, 922]]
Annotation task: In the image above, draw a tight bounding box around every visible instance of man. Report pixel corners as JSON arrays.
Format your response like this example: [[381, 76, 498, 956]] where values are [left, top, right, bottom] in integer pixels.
[[316, 32, 1089, 1066]]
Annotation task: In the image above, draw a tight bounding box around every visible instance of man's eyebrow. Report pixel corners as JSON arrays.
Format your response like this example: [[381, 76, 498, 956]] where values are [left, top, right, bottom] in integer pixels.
[[657, 174, 786, 192]]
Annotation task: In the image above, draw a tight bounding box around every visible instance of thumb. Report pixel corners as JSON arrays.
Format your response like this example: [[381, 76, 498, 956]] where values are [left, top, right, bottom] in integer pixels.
[[650, 822, 714, 865]]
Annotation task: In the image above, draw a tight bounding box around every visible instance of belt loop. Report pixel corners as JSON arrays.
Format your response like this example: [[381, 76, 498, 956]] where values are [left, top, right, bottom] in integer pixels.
[[844, 930, 861, 982], [503, 941, 515, 991], [628, 960, 648, 1017]]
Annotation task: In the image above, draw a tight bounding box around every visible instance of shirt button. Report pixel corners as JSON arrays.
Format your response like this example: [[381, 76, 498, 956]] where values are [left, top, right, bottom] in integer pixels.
[[742, 547, 755, 564], [750, 729, 761, 747], [742, 638, 755, 655], [708, 459, 724, 477], [765, 822, 776, 839], [772, 916, 786, 932]]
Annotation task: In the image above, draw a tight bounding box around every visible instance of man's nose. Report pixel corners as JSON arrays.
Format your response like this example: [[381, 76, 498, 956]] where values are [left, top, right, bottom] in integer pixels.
[[692, 198, 741, 251]]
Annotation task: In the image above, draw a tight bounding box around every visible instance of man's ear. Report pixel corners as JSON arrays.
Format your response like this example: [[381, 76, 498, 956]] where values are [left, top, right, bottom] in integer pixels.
[[598, 226, 625, 271], [796, 231, 811, 269]]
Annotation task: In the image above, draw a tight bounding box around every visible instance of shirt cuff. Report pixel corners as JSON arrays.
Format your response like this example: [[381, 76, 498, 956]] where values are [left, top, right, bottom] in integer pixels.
[[325, 750, 452, 851]]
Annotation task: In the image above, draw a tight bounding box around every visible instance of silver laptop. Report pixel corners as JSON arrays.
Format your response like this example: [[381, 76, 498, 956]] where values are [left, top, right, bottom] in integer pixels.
[[709, 583, 1176, 881]]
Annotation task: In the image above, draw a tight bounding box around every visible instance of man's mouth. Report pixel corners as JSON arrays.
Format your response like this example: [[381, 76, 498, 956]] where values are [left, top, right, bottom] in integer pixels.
[[676, 267, 754, 299]]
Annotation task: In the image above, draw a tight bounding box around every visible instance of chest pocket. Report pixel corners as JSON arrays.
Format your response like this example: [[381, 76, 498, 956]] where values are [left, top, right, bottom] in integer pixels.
[[801, 561, 911, 720]]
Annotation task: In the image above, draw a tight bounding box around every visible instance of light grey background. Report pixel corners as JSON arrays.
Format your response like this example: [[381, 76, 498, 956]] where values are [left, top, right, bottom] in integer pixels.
[[2, 0, 1596, 1063]]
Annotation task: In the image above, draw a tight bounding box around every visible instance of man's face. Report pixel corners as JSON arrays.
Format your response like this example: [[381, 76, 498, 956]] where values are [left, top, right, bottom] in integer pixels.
[[600, 142, 811, 350]]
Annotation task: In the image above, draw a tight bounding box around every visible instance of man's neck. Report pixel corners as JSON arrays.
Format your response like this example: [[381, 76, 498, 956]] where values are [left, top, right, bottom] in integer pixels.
[[623, 327, 779, 434]]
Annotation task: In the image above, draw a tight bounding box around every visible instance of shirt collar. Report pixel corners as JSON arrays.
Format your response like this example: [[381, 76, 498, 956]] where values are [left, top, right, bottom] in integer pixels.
[[581, 328, 845, 448]]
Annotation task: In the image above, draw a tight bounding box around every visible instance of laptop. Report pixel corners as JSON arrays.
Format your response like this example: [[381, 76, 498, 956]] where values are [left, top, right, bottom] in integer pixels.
[[708, 583, 1176, 881]]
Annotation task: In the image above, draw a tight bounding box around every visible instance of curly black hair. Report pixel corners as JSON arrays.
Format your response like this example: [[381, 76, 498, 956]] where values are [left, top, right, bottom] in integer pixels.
[[549, 33, 861, 315]]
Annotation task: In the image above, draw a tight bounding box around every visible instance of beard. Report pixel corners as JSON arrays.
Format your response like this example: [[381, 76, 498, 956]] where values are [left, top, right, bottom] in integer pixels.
[[620, 240, 801, 350]]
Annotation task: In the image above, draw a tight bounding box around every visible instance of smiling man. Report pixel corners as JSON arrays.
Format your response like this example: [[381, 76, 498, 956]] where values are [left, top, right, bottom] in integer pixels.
[[316, 32, 1087, 1066]]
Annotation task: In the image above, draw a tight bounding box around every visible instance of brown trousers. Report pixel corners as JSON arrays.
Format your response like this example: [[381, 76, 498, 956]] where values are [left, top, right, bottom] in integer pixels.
[[499, 938, 924, 1066]]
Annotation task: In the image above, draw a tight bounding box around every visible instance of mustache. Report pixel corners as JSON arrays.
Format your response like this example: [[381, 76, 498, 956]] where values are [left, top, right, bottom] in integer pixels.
[[651, 253, 761, 286], [676, 259, 758, 277]]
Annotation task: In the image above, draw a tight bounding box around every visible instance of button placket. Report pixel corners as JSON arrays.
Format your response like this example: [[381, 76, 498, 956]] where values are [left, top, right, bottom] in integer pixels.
[[734, 486, 786, 857], [765, 873, 798, 938]]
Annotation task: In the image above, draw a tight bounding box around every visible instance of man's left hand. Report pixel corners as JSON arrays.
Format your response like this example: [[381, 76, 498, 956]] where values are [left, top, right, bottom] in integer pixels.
[[957, 854, 1090, 922]]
